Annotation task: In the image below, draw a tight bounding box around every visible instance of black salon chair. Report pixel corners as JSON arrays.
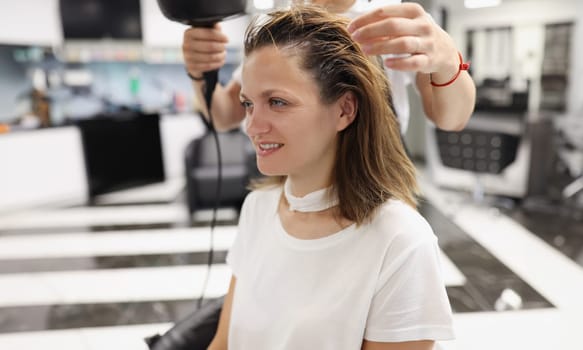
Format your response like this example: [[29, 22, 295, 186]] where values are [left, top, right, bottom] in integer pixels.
[[435, 129, 520, 175], [184, 128, 258, 216], [435, 127, 521, 202], [146, 296, 224, 350]]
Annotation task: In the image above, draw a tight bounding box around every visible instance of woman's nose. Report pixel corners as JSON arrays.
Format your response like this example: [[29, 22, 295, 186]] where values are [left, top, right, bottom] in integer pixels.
[[245, 109, 271, 137]]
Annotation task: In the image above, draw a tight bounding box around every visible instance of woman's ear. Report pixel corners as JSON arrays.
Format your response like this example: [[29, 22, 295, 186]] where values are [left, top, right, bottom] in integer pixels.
[[336, 91, 357, 131]]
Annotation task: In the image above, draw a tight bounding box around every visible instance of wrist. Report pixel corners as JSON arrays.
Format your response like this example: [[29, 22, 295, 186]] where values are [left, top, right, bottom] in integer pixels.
[[430, 52, 470, 88], [186, 70, 205, 81], [431, 53, 459, 82]]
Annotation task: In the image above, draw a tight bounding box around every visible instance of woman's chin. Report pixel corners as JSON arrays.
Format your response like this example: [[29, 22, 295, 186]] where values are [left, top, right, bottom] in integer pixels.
[[257, 164, 285, 177]]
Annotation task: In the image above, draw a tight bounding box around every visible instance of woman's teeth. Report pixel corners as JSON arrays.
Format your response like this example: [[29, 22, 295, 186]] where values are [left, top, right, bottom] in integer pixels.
[[259, 143, 282, 150]]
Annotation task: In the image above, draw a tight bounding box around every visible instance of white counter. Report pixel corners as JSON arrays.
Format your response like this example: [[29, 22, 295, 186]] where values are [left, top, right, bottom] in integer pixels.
[[0, 126, 88, 213], [0, 113, 205, 214]]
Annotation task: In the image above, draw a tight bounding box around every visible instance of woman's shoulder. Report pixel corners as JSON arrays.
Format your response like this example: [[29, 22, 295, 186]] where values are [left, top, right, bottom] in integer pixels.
[[367, 199, 436, 246], [243, 184, 282, 207], [376, 199, 425, 221], [238, 185, 282, 225]]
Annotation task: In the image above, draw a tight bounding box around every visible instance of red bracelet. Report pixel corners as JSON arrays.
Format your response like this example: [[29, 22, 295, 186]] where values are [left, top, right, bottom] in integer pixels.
[[430, 52, 470, 87]]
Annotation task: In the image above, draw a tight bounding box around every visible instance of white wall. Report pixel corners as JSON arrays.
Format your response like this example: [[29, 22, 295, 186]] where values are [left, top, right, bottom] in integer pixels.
[[513, 24, 545, 112], [446, 0, 578, 33], [444, 0, 580, 114], [159, 114, 206, 179], [141, 0, 188, 47], [0, 0, 62, 46], [567, 0, 583, 113]]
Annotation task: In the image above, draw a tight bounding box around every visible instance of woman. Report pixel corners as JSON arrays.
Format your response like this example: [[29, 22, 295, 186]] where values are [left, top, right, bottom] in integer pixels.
[[208, 5, 454, 350]]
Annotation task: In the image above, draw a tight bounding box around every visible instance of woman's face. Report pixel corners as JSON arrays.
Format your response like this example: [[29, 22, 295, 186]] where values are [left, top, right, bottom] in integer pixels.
[[241, 46, 353, 184]]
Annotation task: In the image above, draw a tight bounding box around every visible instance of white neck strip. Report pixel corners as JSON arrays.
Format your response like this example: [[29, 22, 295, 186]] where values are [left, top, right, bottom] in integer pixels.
[[283, 178, 338, 212]]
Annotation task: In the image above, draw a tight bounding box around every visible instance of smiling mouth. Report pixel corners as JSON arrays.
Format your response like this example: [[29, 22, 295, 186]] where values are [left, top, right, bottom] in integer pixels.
[[258, 143, 283, 150]]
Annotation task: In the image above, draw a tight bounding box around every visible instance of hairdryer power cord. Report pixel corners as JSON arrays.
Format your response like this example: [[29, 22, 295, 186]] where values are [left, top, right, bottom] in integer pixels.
[[197, 70, 222, 310]]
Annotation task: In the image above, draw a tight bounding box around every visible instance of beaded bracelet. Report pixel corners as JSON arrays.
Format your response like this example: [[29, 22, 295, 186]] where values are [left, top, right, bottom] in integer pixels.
[[430, 52, 470, 88]]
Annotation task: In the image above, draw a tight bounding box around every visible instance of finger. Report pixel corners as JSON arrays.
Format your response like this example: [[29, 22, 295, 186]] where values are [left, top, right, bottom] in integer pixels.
[[184, 40, 227, 54], [347, 3, 425, 33], [183, 50, 226, 71], [184, 27, 229, 43], [362, 36, 425, 56], [184, 51, 227, 64], [184, 26, 229, 42], [185, 60, 226, 73], [384, 54, 429, 72], [351, 18, 424, 44]]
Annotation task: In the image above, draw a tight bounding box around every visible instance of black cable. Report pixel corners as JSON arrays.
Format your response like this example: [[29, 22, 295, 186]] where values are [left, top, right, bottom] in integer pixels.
[[197, 69, 222, 310]]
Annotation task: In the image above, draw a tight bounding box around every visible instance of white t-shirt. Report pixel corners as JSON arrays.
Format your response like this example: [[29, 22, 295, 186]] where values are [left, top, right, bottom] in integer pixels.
[[226, 186, 454, 350]]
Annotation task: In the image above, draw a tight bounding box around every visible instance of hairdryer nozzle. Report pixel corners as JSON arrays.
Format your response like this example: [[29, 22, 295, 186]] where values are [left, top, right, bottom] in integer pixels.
[[156, 0, 247, 26]]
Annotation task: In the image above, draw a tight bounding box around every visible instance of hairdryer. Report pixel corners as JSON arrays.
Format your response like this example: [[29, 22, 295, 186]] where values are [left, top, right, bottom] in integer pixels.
[[156, 0, 247, 123], [157, 0, 247, 27]]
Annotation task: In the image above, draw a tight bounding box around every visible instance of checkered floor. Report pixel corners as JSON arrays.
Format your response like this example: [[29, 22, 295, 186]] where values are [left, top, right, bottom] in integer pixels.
[[0, 177, 581, 350]]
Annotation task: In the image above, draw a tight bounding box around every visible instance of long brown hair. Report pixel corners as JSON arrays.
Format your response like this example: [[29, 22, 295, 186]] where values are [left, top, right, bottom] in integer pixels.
[[245, 5, 418, 225]]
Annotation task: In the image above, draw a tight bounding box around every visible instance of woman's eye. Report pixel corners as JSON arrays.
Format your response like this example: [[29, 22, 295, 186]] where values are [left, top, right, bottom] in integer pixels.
[[240, 100, 253, 109], [269, 98, 287, 107]]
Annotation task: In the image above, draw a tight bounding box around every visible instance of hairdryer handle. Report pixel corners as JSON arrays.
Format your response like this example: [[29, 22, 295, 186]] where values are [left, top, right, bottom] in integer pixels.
[[198, 22, 219, 130], [200, 69, 219, 130], [202, 70, 219, 117]]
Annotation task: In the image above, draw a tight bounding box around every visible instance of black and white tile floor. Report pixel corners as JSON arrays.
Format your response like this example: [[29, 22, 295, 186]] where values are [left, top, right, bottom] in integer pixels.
[[0, 176, 581, 349]]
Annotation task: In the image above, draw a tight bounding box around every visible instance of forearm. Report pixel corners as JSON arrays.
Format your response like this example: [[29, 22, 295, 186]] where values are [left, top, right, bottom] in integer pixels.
[[417, 70, 476, 132], [192, 80, 246, 132], [207, 276, 236, 350], [362, 339, 435, 350]]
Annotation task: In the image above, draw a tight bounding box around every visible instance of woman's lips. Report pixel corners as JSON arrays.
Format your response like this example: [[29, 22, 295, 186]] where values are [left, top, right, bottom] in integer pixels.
[[256, 142, 283, 156]]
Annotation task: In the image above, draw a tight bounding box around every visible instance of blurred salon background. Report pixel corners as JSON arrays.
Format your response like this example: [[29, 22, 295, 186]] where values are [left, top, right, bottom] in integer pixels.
[[0, 0, 581, 349]]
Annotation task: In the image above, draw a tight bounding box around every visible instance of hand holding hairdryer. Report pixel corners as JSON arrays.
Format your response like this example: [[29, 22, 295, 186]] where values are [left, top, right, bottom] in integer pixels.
[[156, 0, 247, 122]]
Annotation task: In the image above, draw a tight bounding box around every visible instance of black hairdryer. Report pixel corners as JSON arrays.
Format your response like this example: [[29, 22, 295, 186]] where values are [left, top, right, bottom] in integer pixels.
[[156, 0, 247, 126], [157, 0, 247, 26]]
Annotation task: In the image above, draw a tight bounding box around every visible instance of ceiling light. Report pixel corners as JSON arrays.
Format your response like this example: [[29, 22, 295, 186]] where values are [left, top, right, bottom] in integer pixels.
[[464, 0, 502, 9]]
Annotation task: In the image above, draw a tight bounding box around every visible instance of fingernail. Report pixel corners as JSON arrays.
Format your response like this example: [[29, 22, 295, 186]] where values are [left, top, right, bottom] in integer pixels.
[[351, 30, 361, 40], [361, 44, 372, 54], [347, 23, 355, 33]]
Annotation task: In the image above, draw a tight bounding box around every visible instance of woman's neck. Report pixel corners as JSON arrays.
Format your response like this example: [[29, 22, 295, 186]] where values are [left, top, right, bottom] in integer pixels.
[[283, 176, 338, 213], [285, 175, 330, 198]]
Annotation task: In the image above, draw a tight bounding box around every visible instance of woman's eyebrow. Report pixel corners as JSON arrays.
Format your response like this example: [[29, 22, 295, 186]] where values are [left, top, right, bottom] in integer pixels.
[[240, 89, 290, 99]]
